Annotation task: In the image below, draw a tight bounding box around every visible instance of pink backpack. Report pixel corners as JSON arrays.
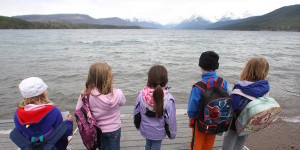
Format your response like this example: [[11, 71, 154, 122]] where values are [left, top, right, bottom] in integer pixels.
[[75, 93, 102, 150]]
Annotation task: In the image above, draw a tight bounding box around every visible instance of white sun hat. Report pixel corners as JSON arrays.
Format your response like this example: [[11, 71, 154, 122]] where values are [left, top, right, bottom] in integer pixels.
[[19, 77, 48, 98]]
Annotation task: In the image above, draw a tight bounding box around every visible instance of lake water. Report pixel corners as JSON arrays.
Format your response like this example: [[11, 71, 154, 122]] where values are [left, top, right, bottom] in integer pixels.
[[0, 29, 299, 119]]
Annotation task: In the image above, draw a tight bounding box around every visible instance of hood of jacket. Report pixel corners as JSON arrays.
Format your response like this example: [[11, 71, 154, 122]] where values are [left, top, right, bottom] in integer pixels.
[[142, 86, 168, 111], [14, 105, 63, 137], [233, 80, 269, 97], [16, 104, 54, 125], [90, 88, 123, 108], [231, 80, 270, 111]]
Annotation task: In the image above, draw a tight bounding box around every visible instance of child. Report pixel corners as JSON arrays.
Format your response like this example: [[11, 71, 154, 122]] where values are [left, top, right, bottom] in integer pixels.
[[222, 56, 270, 150], [134, 65, 177, 150], [187, 51, 230, 150], [76, 62, 126, 150], [13, 77, 73, 150]]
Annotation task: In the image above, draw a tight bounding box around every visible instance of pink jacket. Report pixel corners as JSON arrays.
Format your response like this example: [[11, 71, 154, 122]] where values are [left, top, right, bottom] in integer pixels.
[[76, 88, 126, 133]]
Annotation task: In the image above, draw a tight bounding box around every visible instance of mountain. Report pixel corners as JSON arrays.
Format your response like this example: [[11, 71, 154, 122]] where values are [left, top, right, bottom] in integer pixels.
[[130, 18, 163, 29], [14, 14, 95, 24], [207, 17, 254, 29], [217, 12, 241, 22], [0, 16, 33, 29], [14, 14, 137, 26], [0, 16, 140, 29], [174, 16, 212, 29], [96, 17, 134, 26], [14, 14, 166, 28], [214, 4, 300, 31]]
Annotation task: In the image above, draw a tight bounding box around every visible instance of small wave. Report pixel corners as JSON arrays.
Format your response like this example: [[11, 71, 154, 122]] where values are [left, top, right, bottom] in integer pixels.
[[57, 74, 80, 79], [112, 40, 143, 46], [92, 41, 105, 45], [77, 41, 93, 44], [280, 116, 300, 123]]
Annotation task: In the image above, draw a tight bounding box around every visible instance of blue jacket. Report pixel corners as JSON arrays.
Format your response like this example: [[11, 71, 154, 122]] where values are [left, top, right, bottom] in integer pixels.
[[187, 71, 229, 119], [133, 91, 177, 140], [231, 80, 270, 111], [230, 80, 270, 130], [14, 105, 73, 150]]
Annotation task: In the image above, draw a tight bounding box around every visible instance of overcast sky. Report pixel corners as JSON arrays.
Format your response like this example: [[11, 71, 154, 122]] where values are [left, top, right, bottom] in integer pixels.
[[1, 0, 299, 24]]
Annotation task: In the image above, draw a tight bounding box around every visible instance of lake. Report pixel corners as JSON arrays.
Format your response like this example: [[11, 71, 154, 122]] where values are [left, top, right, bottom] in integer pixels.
[[0, 29, 299, 120]]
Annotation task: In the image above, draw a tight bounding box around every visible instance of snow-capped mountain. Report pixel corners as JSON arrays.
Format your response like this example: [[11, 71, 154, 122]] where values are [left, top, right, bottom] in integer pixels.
[[174, 15, 212, 29]]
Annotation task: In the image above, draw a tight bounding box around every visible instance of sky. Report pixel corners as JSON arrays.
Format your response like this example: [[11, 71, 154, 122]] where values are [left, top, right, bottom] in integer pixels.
[[0, 0, 299, 24]]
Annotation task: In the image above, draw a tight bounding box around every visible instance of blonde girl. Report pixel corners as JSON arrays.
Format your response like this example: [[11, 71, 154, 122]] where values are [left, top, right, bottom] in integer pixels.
[[76, 62, 126, 150], [222, 56, 270, 150], [13, 77, 73, 150]]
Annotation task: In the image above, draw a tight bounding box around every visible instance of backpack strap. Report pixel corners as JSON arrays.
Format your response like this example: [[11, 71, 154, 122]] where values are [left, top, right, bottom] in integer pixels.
[[81, 93, 94, 120], [232, 89, 256, 101], [193, 80, 207, 92], [194, 77, 224, 91], [10, 128, 32, 149], [46, 121, 69, 145], [81, 93, 91, 105], [216, 77, 224, 88]]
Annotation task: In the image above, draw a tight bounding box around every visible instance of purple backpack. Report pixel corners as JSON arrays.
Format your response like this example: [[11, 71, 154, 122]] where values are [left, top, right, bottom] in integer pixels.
[[75, 93, 102, 150]]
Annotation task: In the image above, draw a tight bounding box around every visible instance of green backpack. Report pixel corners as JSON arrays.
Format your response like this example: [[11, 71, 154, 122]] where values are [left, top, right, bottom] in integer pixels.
[[232, 89, 282, 136]]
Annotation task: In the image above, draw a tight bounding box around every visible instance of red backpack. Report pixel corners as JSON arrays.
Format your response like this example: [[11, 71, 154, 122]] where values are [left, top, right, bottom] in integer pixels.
[[75, 93, 102, 150]]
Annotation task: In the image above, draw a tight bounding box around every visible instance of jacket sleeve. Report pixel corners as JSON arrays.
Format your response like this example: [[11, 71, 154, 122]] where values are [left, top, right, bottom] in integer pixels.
[[222, 80, 230, 94], [133, 92, 142, 129], [117, 89, 126, 106], [187, 86, 202, 119], [165, 95, 177, 139]]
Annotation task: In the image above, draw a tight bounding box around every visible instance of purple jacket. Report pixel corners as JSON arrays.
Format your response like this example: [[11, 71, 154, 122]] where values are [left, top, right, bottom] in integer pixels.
[[133, 91, 177, 140]]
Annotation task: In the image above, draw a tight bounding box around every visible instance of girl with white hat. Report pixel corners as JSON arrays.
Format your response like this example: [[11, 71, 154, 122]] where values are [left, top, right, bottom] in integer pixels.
[[13, 77, 73, 150]]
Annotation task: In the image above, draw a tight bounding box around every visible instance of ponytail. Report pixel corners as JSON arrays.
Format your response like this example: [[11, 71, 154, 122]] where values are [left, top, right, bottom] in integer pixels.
[[153, 84, 164, 118]]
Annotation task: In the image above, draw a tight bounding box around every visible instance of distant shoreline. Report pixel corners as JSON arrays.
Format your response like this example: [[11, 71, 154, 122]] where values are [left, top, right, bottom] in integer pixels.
[[1, 4, 300, 31]]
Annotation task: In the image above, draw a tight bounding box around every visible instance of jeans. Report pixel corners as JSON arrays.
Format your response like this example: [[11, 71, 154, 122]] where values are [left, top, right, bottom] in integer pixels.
[[222, 129, 248, 150], [145, 139, 162, 150], [99, 128, 121, 150]]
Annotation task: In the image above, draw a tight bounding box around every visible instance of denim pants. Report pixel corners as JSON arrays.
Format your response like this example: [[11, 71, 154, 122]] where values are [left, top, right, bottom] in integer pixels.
[[98, 128, 121, 150], [145, 139, 162, 150], [222, 129, 248, 150]]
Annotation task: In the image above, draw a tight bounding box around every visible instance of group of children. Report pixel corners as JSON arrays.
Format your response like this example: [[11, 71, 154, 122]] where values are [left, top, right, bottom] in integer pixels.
[[11, 51, 270, 150]]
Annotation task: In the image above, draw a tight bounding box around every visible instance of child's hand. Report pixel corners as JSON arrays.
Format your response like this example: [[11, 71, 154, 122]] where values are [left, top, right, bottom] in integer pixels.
[[189, 118, 195, 128], [66, 114, 73, 121]]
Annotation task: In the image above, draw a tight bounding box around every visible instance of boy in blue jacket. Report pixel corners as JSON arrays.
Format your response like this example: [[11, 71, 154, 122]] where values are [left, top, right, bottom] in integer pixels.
[[187, 51, 229, 150]]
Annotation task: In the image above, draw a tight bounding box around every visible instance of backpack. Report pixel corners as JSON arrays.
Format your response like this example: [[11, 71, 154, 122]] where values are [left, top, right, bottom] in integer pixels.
[[74, 93, 102, 150], [232, 89, 282, 136], [10, 121, 69, 150], [194, 77, 233, 134]]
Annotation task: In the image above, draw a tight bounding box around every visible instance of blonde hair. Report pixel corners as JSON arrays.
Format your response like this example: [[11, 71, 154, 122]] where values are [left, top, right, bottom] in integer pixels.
[[240, 56, 269, 82], [19, 92, 53, 108], [85, 62, 113, 95]]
